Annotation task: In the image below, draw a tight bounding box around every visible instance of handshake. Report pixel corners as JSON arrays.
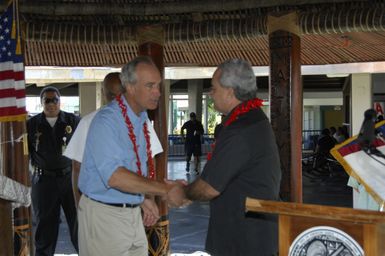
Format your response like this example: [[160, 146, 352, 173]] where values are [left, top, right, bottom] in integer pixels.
[[141, 179, 191, 227], [163, 179, 191, 208]]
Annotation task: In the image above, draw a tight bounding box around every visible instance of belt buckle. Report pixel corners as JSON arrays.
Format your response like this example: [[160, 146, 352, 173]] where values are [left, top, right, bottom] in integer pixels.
[[123, 203, 138, 208]]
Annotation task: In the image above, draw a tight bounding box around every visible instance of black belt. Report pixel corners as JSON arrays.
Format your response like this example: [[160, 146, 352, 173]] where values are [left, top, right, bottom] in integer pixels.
[[34, 167, 71, 177], [86, 195, 140, 208]]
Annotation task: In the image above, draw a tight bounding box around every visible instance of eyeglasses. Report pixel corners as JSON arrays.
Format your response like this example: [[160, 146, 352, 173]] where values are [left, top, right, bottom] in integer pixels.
[[43, 97, 59, 104]]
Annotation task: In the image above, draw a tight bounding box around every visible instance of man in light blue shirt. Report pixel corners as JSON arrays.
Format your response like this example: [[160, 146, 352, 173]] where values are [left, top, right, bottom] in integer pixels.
[[78, 56, 180, 256]]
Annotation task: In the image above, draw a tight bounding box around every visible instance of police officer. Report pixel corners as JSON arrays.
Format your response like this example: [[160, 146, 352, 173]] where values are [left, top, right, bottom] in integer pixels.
[[27, 86, 79, 255], [181, 112, 204, 174]]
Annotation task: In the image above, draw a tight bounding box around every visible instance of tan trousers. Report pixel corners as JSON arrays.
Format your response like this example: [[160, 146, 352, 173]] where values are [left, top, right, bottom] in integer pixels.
[[78, 195, 147, 256]]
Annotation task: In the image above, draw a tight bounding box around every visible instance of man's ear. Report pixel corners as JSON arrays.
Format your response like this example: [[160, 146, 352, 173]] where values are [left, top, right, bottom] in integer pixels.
[[125, 84, 135, 95], [227, 87, 235, 99]]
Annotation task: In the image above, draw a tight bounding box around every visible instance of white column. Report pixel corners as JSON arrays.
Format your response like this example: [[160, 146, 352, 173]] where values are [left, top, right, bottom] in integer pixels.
[[350, 73, 373, 209], [163, 79, 170, 133], [187, 79, 203, 121], [79, 82, 97, 117], [351, 74, 372, 135], [95, 81, 103, 109]]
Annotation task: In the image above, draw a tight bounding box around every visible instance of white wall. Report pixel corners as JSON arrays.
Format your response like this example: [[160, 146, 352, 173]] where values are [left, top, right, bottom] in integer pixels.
[[79, 82, 97, 117], [351, 74, 372, 135]]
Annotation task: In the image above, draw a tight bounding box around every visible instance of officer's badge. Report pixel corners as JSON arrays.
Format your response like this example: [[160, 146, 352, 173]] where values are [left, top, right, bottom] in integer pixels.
[[65, 125, 72, 134]]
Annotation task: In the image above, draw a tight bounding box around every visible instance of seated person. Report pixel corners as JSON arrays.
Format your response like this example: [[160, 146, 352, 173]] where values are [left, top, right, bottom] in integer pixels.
[[313, 128, 336, 170]]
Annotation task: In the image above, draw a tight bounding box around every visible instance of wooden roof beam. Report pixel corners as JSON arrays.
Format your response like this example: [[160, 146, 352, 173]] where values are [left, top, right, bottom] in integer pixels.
[[5, 0, 357, 16]]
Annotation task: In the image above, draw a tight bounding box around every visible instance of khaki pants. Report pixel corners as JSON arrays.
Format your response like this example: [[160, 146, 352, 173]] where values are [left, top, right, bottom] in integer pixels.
[[78, 195, 147, 256]]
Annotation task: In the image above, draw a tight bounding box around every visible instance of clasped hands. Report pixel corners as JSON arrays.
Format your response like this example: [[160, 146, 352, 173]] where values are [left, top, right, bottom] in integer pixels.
[[163, 179, 191, 208], [140, 179, 190, 227]]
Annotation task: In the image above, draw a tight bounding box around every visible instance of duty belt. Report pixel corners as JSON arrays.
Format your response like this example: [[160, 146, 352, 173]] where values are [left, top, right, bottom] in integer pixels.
[[34, 167, 71, 177]]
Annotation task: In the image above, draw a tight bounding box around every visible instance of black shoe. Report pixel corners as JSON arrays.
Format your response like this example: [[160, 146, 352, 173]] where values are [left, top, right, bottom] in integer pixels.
[[195, 169, 199, 175]]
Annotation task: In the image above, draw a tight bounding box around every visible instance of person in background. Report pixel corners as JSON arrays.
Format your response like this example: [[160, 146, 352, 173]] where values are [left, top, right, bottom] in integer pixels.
[[64, 72, 122, 207], [376, 114, 384, 123], [181, 112, 204, 174], [330, 126, 337, 141], [77, 56, 182, 256], [167, 59, 282, 256], [63, 72, 162, 227], [27, 86, 79, 255], [313, 128, 336, 170], [342, 125, 350, 139], [335, 126, 347, 143]]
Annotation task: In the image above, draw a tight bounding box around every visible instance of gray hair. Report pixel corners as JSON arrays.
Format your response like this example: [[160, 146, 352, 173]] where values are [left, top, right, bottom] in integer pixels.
[[120, 56, 156, 86], [217, 59, 257, 101]]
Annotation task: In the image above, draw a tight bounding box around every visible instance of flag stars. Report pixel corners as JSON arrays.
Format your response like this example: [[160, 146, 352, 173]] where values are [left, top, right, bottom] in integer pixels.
[[3, 17, 8, 22], [5, 28, 9, 34], [6, 40, 10, 45], [0, 36, 4, 40], [2, 46, 6, 51]]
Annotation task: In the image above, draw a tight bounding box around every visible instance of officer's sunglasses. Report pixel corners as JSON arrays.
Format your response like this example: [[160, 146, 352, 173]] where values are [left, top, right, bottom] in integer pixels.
[[43, 97, 59, 104]]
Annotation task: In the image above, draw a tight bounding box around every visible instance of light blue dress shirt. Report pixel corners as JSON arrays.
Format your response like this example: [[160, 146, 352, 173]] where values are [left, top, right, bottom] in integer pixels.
[[78, 97, 148, 204]]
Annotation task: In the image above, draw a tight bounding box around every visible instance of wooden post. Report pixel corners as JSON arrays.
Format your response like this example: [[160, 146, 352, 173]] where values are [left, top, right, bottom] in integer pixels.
[[1, 121, 33, 255], [0, 199, 13, 255], [268, 11, 303, 202], [137, 25, 170, 256]]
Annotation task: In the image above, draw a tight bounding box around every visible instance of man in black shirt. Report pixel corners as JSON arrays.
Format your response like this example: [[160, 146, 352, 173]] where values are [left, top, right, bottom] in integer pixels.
[[313, 128, 336, 170], [181, 112, 204, 174], [168, 59, 281, 256], [27, 86, 79, 255]]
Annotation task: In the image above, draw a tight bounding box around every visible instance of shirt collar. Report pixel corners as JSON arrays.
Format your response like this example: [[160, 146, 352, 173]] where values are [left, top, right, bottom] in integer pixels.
[[41, 111, 65, 123], [120, 96, 148, 126]]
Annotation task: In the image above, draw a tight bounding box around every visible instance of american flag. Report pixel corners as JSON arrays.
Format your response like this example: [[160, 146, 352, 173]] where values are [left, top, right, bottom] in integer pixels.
[[0, 0, 26, 122]]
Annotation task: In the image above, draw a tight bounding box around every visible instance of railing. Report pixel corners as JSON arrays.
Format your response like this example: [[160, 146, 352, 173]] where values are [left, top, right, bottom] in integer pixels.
[[168, 134, 214, 156], [167, 130, 322, 156], [302, 129, 322, 151]]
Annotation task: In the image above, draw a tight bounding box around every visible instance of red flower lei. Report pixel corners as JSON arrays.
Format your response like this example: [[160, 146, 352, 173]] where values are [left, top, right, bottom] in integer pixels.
[[207, 98, 264, 161], [116, 94, 155, 179]]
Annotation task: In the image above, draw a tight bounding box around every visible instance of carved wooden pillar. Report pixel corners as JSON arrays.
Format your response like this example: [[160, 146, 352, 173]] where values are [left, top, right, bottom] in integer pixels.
[[268, 12, 303, 202], [0, 199, 13, 255], [137, 25, 170, 256], [1, 121, 33, 255]]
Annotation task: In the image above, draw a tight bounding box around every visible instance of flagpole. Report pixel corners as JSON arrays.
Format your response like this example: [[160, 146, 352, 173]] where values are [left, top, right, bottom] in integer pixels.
[[1, 121, 33, 255], [0, 1, 33, 255]]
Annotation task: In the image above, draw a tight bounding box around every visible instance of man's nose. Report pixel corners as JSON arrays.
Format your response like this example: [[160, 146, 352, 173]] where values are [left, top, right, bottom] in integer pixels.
[[153, 86, 161, 97]]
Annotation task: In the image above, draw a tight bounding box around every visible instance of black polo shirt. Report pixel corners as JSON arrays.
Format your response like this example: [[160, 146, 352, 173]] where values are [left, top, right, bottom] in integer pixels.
[[201, 107, 281, 256], [27, 111, 79, 171]]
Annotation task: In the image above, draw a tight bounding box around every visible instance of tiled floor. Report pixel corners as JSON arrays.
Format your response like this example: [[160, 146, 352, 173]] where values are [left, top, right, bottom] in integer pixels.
[[52, 156, 352, 255]]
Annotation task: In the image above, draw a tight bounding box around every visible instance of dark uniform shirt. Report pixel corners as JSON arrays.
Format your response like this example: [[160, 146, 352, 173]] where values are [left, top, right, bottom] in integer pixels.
[[181, 119, 204, 145], [27, 111, 79, 171], [200, 107, 281, 256]]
